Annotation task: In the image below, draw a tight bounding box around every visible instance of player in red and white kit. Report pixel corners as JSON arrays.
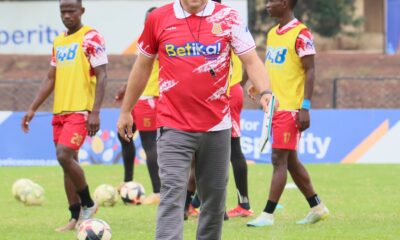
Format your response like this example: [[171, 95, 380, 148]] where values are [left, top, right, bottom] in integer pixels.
[[117, 1, 276, 239]]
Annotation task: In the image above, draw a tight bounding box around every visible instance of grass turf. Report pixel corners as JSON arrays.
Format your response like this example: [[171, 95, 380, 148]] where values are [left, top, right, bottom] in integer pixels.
[[0, 164, 399, 240]]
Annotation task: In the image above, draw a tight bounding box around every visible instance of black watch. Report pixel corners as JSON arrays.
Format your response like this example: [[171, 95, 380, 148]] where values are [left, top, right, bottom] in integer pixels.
[[258, 90, 272, 97]]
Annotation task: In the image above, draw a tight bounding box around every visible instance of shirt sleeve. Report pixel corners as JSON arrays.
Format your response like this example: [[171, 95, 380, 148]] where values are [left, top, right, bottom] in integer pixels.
[[296, 28, 316, 58], [229, 9, 256, 56], [50, 47, 56, 66], [137, 12, 158, 58], [82, 30, 108, 68]]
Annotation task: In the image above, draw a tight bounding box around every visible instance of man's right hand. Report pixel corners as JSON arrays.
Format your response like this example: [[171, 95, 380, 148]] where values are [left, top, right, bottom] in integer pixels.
[[114, 84, 127, 102], [21, 110, 35, 133], [247, 85, 258, 101], [117, 112, 134, 142]]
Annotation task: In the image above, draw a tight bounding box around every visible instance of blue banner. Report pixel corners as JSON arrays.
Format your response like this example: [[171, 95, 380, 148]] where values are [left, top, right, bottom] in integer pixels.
[[386, 0, 400, 54], [1, 109, 399, 166], [241, 109, 400, 164]]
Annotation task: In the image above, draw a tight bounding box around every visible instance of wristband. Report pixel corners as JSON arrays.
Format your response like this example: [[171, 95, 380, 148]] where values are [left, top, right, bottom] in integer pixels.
[[301, 99, 311, 110], [258, 90, 272, 98]]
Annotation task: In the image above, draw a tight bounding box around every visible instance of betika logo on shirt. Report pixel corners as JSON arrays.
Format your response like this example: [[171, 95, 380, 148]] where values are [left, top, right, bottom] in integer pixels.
[[165, 42, 221, 57], [56, 43, 79, 62]]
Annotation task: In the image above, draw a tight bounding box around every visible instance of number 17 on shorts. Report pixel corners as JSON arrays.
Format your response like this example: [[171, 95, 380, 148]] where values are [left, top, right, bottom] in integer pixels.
[[259, 95, 275, 152]]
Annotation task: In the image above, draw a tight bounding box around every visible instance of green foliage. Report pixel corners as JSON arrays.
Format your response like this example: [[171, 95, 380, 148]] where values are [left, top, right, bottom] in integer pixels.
[[248, 0, 362, 37], [294, 0, 362, 37]]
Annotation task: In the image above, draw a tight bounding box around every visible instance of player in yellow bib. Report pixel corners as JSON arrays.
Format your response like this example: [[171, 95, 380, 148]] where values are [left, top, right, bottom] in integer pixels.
[[247, 0, 329, 227], [114, 7, 161, 205], [21, 0, 108, 232], [225, 53, 254, 218]]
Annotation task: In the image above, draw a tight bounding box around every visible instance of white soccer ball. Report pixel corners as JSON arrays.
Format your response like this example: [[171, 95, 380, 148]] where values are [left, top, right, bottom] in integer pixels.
[[19, 183, 45, 206], [119, 181, 146, 205], [77, 218, 112, 240], [94, 184, 119, 207], [11, 178, 34, 201]]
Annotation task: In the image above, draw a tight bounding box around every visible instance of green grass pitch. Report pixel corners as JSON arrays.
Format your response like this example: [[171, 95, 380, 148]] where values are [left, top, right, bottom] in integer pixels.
[[1, 164, 399, 240]]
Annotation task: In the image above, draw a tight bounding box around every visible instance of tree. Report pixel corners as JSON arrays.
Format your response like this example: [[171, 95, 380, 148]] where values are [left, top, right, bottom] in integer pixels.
[[295, 0, 362, 37], [248, 0, 362, 38]]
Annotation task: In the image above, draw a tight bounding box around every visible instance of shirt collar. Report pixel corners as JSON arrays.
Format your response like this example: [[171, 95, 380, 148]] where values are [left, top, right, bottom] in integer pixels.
[[173, 0, 215, 19], [277, 18, 300, 34]]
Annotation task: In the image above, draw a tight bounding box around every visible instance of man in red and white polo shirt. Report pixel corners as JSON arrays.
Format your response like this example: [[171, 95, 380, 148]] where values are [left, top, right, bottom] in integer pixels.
[[117, 0, 276, 239]]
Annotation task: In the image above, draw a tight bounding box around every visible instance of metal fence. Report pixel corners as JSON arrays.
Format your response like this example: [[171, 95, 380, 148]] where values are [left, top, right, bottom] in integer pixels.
[[1, 77, 400, 111], [0, 79, 127, 111], [332, 77, 400, 109]]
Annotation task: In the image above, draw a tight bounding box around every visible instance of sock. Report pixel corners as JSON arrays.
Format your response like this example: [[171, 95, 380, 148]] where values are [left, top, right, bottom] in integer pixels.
[[264, 200, 278, 214], [237, 191, 250, 210], [307, 194, 321, 208], [69, 203, 81, 220], [77, 186, 94, 208], [191, 193, 201, 208], [185, 191, 194, 210], [239, 202, 251, 210]]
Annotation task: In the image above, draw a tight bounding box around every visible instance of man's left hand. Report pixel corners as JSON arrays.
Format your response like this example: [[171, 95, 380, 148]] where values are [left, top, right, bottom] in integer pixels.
[[297, 109, 310, 132], [259, 94, 279, 113], [87, 112, 100, 136]]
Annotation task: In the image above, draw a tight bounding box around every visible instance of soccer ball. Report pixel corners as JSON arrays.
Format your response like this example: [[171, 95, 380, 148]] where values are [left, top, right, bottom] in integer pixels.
[[94, 184, 119, 207], [19, 183, 45, 206], [77, 218, 112, 240], [119, 181, 145, 205], [11, 178, 34, 201]]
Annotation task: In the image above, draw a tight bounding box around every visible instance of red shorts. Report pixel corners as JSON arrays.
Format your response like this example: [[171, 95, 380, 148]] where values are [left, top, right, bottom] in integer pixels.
[[271, 111, 301, 150], [52, 113, 88, 150], [229, 84, 243, 138], [132, 97, 158, 131]]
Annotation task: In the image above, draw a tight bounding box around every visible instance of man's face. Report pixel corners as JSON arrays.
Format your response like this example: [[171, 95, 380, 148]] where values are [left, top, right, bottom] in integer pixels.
[[181, 0, 208, 12], [60, 0, 84, 30], [266, 0, 286, 18]]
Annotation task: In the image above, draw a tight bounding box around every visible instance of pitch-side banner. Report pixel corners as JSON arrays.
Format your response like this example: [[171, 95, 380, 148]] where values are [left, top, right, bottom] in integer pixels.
[[0, 0, 248, 55], [0, 109, 399, 166], [386, 0, 400, 54]]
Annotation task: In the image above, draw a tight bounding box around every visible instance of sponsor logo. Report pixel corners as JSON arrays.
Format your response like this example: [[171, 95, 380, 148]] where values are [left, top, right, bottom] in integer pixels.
[[56, 43, 78, 62], [0, 25, 61, 46], [265, 46, 288, 64], [165, 42, 221, 58]]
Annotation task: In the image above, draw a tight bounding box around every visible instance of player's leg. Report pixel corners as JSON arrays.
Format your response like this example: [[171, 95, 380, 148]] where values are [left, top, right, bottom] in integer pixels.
[[288, 151, 329, 224], [155, 127, 199, 240], [139, 130, 161, 205], [195, 129, 230, 240], [227, 83, 253, 217], [117, 124, 137, 184], [55, 113, 96, 220], [55, 151, 80, 232], [227, 137, 253, 218], [184, 156, 198, 220], [247, 148, 289, 227], [248, 111, 297, 227]]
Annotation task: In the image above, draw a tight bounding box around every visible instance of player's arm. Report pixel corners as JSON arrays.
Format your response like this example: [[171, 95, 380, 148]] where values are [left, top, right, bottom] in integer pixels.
[[298, 55, 314, 131], [238, 49, 277, 112], [297, 28, 316, 132], [21, 66, 56, 133], [87, 64, 107, 136], [117, 53, 155, 141]]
